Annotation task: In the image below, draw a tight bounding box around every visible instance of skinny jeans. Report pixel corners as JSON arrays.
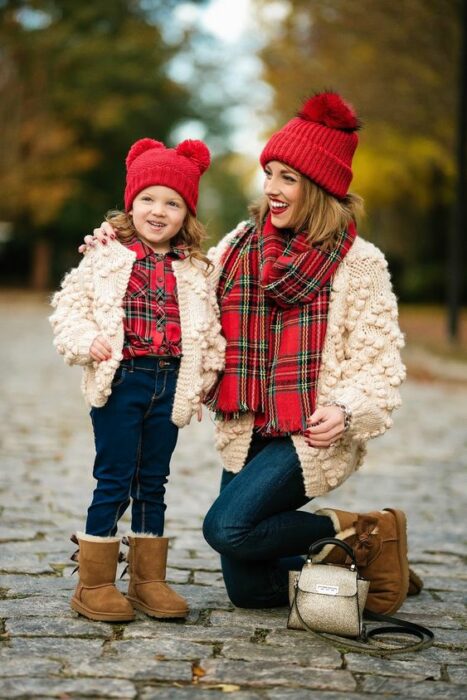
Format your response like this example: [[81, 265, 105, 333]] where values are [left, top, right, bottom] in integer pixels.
[[86, 355, 179, 537], [203, 433, 335, 608]]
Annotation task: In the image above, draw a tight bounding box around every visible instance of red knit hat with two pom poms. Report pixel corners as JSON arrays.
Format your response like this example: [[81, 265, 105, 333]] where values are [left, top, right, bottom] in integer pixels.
[[124, 138, 211, 214], [259, 91, 360, 199]]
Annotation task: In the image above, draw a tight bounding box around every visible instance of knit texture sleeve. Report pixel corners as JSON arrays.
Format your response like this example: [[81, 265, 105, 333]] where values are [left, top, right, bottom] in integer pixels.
[[200, 270, 226, 395], [199, 221, 246, 394], [326, 254, 406, 441], [49, 256, 101, 366]]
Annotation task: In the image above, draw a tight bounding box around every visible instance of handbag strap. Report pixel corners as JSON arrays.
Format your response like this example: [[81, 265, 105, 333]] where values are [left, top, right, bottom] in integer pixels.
[[362, 610, 434, 652]]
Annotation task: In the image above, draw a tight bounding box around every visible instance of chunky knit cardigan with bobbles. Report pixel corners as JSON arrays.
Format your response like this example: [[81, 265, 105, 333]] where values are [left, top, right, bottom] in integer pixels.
[[49, 240, 225, 427], [208, 222, 406, 498]]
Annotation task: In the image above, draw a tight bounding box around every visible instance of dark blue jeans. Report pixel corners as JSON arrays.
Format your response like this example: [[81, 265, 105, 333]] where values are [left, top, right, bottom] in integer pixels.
[[86, 356, 179, 537], [203, 434, 335, 608]]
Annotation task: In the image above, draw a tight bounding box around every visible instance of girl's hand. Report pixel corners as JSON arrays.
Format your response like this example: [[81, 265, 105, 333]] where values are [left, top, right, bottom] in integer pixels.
[[304, 405, 345, 448], [78, 221, 116, 254], [90, 335, 112, 362]]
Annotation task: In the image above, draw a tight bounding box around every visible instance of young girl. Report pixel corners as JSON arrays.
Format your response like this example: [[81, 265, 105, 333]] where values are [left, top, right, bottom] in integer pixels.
[[50, 138, 225, 622]]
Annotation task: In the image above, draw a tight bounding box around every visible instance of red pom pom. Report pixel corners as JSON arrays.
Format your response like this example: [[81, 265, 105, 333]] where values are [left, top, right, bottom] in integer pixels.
[[126, 138, 165, 169], [298, 92, 359, 131], [176, 139, 211, 174]]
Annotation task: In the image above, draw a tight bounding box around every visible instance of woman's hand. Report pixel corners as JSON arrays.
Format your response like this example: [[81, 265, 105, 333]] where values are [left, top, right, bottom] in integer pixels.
[[304, 405, 345, 448], [78, 221, 116, 254], [90, 335, 112, 362]]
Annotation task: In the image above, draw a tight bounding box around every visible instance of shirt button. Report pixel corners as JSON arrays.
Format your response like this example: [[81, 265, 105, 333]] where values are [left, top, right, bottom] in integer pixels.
[[157, 277, 163, 283]]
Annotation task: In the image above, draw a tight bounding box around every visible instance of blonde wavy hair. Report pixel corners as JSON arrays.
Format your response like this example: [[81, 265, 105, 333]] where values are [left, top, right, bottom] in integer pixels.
[[251, 168, 364, 251], [105, 209, 212, 272]]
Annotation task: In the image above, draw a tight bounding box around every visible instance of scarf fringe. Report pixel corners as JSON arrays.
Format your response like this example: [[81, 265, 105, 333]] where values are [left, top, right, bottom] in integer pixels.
[[214, 407, 251, 422], [256, 414, 307, 436], [213, 410, 306, 437]]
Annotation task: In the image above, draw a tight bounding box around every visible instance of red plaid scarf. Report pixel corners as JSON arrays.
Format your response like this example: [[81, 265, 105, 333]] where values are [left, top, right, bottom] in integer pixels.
[[207, 214, 356, 435]]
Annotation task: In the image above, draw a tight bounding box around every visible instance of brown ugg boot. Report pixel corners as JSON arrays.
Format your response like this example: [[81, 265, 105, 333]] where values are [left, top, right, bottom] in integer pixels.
[[126, 534, 188, 618], [313, 508, 409, 615], [70, 533, 135, 622]]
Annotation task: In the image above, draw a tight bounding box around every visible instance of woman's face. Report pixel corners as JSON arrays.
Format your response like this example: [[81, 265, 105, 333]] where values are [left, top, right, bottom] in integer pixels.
[[263, 160, 302, 229]]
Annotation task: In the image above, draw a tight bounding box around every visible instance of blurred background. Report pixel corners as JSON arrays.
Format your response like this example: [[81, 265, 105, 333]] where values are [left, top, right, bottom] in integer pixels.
[[0, 0, 466, 370]]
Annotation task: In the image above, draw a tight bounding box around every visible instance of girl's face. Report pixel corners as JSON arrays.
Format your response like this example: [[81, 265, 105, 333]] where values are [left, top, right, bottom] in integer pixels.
[[130, 185, 188, 253], [263, 160, 302, 229]]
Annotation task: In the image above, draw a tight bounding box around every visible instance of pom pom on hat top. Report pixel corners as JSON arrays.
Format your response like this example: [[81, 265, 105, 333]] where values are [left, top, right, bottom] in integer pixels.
[[124, 138, 211, 214], [260, 91, 361, 199]]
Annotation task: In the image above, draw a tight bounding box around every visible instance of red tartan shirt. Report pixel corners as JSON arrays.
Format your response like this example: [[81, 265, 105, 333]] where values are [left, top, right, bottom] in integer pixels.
[[122, 238, 186, 359]]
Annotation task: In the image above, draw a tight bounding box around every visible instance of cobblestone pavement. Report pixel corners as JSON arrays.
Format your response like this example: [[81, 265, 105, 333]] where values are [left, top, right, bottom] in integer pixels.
[[1, 292, 466, 699]]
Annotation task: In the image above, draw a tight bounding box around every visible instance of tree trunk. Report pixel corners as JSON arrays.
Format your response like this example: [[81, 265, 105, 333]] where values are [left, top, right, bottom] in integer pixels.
[[31, 238, 51, 290]]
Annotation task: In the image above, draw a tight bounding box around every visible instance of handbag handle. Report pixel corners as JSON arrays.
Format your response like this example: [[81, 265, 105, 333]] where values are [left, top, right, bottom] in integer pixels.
[[308, 537, 357, 567]]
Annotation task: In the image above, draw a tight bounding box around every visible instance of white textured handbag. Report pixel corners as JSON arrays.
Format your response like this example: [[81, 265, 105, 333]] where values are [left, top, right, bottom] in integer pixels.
[[288, 538, 369, 638]]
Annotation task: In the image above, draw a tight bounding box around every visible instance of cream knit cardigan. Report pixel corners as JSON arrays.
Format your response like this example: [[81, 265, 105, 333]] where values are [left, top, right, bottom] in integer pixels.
[[208, 223, 406, 498], [50, 240, 225, 427]]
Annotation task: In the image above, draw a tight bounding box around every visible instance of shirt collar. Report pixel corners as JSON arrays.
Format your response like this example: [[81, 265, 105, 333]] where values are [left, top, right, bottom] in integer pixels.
[[125, 236, 187, 261]]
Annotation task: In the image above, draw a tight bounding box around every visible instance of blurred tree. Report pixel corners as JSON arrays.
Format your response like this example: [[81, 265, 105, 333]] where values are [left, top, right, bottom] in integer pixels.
[[253, 0, 462, 302], [199, 151, 258, 242], [0, 0, 214, 287]]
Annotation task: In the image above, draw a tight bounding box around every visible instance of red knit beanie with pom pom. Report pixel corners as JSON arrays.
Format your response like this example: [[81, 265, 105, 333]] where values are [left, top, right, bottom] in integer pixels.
[[259, 91, 360, 199], [124, 138, 211, 214]]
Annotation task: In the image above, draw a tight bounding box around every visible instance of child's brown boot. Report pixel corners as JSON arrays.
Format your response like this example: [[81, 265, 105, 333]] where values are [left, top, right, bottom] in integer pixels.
[[70, 533, 135, 622], [126, 533, 188, 618]]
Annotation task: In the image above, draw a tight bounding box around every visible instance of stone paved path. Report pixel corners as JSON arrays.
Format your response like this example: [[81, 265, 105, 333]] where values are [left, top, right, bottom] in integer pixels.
[[1, 292, 466, 699]]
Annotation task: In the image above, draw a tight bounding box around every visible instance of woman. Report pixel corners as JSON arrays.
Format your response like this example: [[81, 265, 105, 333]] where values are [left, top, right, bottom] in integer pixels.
[[84, 92, 409, 616], [202, 91, 408, 616]]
